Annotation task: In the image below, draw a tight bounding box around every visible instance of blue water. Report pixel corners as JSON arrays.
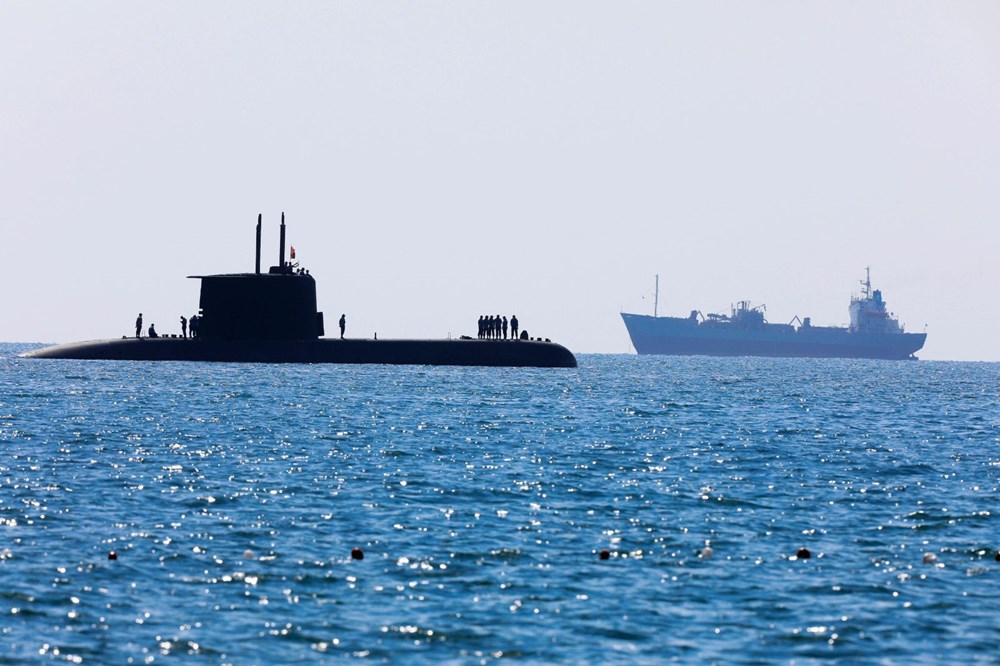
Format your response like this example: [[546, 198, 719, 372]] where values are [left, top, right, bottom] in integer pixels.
[[1, 343, 998, 664]]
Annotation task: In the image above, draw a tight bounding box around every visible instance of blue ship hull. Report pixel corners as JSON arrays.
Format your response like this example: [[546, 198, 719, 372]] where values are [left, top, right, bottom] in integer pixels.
[[621, 313, 926, 360]]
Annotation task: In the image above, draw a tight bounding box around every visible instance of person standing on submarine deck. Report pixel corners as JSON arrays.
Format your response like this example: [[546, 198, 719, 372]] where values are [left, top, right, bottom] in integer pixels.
[[339, 314, 346, 339]]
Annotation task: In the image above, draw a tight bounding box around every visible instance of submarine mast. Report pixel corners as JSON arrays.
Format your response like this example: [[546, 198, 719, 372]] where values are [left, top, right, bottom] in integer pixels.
[[279, 212, 286, 268], [255, 213, 262, 274]]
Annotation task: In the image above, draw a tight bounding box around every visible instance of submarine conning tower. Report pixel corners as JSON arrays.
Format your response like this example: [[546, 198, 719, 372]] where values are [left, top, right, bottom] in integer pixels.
[[189, 213, 325, 340]]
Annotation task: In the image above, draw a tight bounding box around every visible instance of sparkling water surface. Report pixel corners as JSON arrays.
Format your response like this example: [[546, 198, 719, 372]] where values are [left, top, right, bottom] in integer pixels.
[[1, 343, 998, 664]]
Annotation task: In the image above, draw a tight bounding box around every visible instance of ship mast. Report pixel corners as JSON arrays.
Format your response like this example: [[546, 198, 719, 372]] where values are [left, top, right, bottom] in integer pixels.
[[654, 274, 659, 318], [862, 266, 872, 299]]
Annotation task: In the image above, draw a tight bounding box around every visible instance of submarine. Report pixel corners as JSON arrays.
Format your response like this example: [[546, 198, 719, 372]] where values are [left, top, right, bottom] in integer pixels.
[[23, 214, 578, 368]]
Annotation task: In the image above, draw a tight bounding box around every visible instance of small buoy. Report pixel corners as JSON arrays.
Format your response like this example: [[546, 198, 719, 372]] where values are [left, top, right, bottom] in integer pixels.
[[351, 547, 364, 561], [796, 548, 811, 559], [598, 549, 610, 560], [243, 549, 254, 560], [923, 552, 937, 564], [699, 546, 714, 559], [108, 551, 118, 561]]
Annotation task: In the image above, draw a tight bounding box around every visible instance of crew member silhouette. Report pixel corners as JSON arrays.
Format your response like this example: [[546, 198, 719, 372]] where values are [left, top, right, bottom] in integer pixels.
[[478, 315, 485, 339], [339, 314, 346, 339], [135, 313, 143, 338], [180, 316, 187, 338], [148, 323, 158, 338], [502, 316, 508, 340], [510, 315, 519, 339]]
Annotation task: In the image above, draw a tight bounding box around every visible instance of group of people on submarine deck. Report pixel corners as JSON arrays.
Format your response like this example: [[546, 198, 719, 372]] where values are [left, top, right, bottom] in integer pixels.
[[478, 314, 522, 340], [134, 313, 200, 339], [132, 312, 338, 340], [276, 261, 311, 276]]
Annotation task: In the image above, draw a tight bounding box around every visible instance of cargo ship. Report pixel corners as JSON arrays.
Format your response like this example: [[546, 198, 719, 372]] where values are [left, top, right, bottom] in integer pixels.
[[621, 270, 926, 360], [23, 214, 577, 368]]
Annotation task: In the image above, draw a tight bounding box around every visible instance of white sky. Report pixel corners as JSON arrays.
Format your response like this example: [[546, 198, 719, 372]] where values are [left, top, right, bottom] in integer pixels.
[[2, 2, 998, 361]]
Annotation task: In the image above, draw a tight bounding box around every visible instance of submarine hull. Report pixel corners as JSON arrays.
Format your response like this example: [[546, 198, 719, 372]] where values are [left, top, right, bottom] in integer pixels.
[[22, 338, 578, 368]]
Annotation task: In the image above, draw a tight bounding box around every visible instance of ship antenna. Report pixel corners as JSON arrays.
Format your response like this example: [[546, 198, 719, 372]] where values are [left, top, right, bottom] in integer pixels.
[[864, 266, 871, 298], [279, 212, 286, 268], [255, 213, 262, 275], [654, 274, 659, 318]]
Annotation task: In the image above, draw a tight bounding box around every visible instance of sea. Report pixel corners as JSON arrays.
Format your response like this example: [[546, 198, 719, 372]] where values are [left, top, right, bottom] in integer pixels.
[[1, 342, 998, 664]]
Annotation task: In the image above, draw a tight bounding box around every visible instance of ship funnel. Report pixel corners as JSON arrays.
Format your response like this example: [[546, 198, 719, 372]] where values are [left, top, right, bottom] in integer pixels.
[[255, 213, 262, 275], [279, 212, 286, 268]]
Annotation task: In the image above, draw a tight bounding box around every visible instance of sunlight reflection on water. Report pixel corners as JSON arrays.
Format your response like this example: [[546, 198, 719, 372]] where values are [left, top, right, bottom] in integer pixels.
[[1, 346, 998, 662]]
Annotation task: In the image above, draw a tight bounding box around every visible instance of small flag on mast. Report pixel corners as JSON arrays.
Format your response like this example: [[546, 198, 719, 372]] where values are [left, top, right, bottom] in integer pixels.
[[290, 245, 296, 259]]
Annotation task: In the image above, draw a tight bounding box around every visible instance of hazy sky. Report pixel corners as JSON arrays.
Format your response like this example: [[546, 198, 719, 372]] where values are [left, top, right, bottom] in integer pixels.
[[3, 2, 998, 361]]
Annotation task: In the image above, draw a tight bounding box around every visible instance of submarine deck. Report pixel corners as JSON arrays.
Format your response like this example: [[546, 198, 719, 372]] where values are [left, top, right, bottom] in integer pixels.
[[22, 337, 578, 368]]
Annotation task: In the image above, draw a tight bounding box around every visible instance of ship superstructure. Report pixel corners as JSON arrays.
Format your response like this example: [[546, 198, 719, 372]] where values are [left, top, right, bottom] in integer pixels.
[[848, 269, 902, 335]]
